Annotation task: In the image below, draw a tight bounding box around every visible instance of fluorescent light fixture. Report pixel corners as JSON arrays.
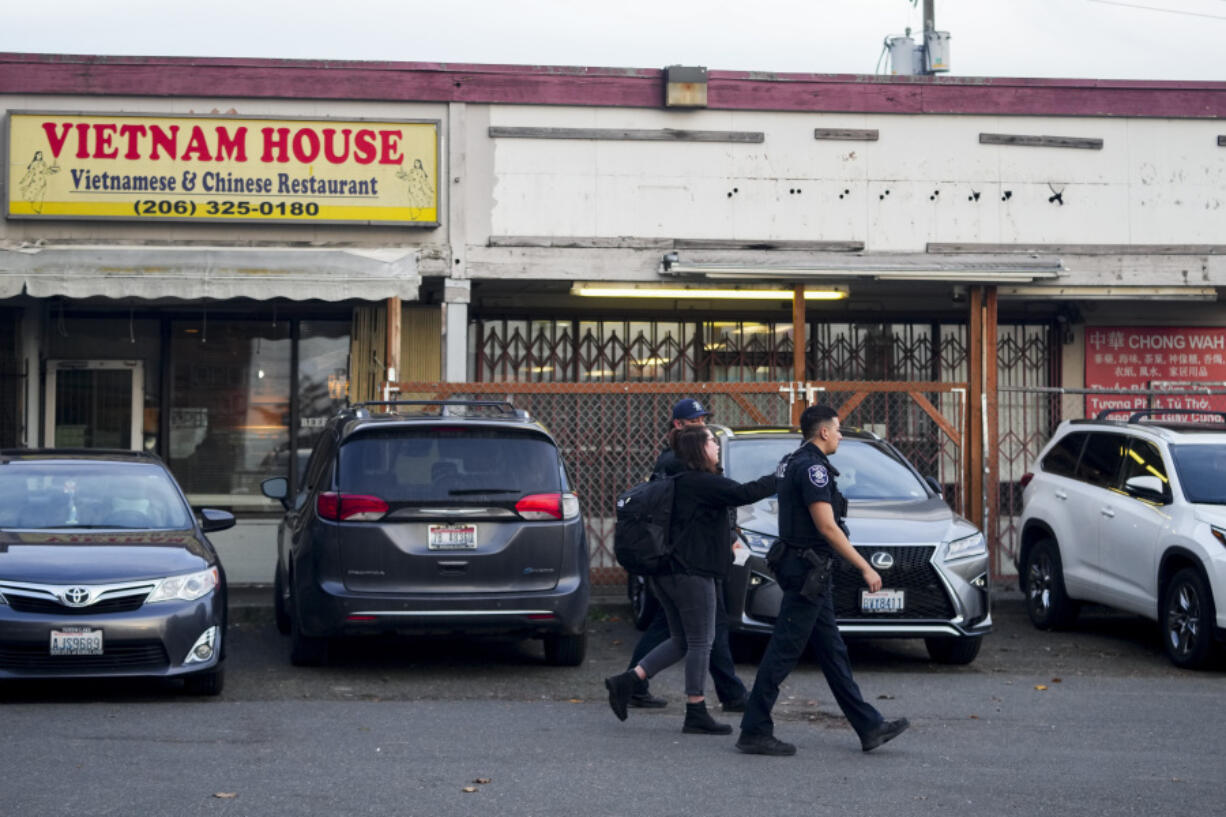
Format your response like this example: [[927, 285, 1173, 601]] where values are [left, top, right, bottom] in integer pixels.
[[1000, 286, 1217, 301], [660, 253, 1062, 283], [572, 284, 848, 300]]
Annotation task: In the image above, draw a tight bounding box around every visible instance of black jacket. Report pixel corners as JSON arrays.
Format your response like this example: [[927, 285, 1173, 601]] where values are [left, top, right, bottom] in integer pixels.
[[667, 469, 777, 578]]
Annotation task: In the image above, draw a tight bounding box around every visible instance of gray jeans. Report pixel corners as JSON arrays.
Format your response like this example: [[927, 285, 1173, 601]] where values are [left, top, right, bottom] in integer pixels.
[[637, 573, 716, 698]]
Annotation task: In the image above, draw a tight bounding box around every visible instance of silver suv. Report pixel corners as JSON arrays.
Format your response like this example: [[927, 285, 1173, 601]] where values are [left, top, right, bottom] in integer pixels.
[[1017, 410, 1226, 668], [261, 401, 590, 666]]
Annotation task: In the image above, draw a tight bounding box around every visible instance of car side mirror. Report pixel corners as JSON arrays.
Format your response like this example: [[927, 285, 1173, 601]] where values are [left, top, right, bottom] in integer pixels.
[[199, 508, 236, 533], [261, 476, 290, 509], [925, 476, 943, 497], [1124, 475, 1166, 502]]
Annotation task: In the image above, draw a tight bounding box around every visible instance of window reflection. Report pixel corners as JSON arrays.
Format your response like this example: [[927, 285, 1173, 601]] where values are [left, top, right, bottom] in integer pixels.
[[169, 320, 290, 496]]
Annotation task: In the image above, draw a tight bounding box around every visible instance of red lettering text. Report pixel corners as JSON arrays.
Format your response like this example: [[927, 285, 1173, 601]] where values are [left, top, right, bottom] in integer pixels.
[[353, 129, 377, 164], [214, 127, 246, 162], [118, 124, 147, 159], [92, 124, 119, 159], [40, 122, 73, 159], [149, 125, 179, 160], [261, 127, 291, 163], [292, 128, 320, 163], [322, 128, 351, 164], [379, 130, 404, 165]]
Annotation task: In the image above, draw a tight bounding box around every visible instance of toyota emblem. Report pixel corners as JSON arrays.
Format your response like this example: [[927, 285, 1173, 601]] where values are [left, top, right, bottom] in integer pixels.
[[62, 586, 91, 606], [870, 552, 895, 570]]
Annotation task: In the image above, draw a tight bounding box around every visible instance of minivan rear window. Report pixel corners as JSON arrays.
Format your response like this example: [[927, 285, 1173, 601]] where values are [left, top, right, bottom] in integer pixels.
[[338, 429, 563, 502]]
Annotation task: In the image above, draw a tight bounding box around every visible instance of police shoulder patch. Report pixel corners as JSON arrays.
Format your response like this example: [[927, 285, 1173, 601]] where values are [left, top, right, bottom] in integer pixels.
[[808, 464, 829, 487]]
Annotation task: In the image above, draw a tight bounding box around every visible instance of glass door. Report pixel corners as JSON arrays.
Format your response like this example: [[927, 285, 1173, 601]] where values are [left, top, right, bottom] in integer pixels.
[[44, 360, 144, 449]]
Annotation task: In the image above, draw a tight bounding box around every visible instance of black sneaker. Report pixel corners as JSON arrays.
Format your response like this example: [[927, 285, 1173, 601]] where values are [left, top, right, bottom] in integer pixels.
[[629, 691, 668, 709], [720, 698, 746, 713], [604, 672, 637, 722], [860, 718, 909, 752], [735, 733, 797, 756]]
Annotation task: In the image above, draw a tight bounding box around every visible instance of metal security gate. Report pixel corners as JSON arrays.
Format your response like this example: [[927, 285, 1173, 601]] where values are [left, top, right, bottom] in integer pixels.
[[388, 380, 966, 586]]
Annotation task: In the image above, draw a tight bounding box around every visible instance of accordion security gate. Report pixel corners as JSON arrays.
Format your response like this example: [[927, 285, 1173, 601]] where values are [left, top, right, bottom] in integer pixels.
[[388, 381, 967, 586]]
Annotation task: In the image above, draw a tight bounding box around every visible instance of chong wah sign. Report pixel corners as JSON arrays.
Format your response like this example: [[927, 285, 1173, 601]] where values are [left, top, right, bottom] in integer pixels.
[[5, 112, 439, 226]]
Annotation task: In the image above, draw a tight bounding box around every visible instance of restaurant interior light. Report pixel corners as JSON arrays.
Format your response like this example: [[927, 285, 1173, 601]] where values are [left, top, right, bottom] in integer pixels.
[[999, 285, 1217, 301], [572, 285, 848, 300]]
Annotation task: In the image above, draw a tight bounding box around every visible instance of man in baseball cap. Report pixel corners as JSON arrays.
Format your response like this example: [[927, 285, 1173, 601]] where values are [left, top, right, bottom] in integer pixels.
[[671, 398, 711, 422]]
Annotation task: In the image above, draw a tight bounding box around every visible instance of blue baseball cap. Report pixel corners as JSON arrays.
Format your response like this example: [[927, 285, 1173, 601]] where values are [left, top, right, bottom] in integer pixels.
[[671, 398, 711, 421]]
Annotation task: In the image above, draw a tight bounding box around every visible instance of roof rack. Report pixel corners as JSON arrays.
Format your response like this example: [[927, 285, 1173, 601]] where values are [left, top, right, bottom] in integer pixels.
[[1094, 408, 1226, 424], [347, 400, 531, 420]]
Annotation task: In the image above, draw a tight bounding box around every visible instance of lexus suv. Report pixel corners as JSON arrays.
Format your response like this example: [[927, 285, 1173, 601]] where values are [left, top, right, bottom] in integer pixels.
[[260, 400, 590, 667], [637, 425, 991, 664], [1017, 410, 1226, 668]]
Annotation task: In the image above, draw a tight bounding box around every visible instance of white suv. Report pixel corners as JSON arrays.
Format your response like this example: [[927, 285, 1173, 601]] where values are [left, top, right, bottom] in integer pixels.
[[1017, 411, 1226, 669]]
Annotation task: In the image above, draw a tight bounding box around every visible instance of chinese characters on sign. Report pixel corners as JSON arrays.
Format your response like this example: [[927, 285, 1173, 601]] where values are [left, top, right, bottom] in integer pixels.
[[1084, 327, 1226, 420], [5, 113, 439, 226]]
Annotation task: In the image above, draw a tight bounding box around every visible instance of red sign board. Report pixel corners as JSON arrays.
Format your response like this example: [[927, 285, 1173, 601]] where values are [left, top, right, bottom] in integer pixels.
[[1084, 326, 1226, 421]]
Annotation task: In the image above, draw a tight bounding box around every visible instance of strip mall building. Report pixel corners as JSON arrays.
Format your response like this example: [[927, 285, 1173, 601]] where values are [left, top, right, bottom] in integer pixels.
[[3, 53, 1225, 583]]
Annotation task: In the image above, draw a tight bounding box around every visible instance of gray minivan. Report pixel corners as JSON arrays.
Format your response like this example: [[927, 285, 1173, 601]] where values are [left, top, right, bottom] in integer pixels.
[[261, 401, 590, 666]]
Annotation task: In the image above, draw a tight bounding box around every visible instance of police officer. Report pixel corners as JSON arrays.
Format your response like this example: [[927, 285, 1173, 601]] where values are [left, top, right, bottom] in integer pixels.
[[625, 398, 749, 712], [736, 404, 908, 756]]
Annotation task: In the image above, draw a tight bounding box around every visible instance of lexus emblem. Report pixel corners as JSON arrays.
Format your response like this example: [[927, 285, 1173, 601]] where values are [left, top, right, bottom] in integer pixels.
[[870, 552, 895, 570], [62, 586, 91, 606]]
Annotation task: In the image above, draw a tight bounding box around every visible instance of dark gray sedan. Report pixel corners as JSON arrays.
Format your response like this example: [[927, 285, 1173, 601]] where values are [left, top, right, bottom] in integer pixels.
[[0, 449, 235, 694]]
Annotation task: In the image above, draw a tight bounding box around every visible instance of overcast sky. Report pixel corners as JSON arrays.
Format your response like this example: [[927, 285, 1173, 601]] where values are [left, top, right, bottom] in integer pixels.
[[5, 0, 1226, 81]]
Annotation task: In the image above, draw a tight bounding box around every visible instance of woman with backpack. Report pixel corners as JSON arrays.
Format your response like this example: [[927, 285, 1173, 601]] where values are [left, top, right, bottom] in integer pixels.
[[604, 424, 777, 735]]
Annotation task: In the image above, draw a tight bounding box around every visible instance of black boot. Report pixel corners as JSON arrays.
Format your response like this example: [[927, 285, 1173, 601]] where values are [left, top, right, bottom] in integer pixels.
[[682, 701, 733, 735], [604, 671, 637, 721]]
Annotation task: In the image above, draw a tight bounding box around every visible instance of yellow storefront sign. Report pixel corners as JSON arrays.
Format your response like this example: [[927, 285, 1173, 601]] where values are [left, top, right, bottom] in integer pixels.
[[5, 113, 439, 226]]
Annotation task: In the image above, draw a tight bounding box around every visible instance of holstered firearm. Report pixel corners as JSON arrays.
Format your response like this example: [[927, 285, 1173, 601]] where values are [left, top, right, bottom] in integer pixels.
[[798, 548, 834, 603]]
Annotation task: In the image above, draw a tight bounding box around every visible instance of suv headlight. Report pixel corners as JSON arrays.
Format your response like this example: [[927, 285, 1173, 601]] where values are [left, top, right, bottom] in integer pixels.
[[945, 532, 987, 561], [739, 529, 777, 555], [1210, 527, 1226, 550], [146, 567, 219, 603]]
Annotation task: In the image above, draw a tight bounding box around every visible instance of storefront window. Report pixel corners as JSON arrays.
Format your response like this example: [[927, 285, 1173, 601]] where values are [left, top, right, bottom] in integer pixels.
[[296, 320, 350, 465], [168, 320, 290, 499]]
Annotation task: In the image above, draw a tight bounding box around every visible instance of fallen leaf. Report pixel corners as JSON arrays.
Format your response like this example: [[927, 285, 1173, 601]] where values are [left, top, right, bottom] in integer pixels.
[[877, 694, 895, 700], [462, 787, 478, 793], [1034, 684, 1048, 691], [213, 793, 237, 799], [969, 714, 980, 719], [611, 640, 622, 646], [473, 778, 491, 785], [568, 698, 583, 703], [1051, 677, 1062, 683]]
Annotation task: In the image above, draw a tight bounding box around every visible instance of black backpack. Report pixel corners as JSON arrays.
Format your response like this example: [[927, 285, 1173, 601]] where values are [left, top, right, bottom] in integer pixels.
[[613, 474, 679, 575]]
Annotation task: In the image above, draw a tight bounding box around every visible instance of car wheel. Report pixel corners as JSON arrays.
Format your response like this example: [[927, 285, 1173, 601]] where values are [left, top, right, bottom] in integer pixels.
[[627, 574, 659, 631], [289, 607, 330, 666], [1022, 538, 1079, 630], [273, 565, 291, 635], [924, 636, 982, 665], [1162, 567, 1219, 670], [543, 631, 587, 666], [183, 668, 225, 696]]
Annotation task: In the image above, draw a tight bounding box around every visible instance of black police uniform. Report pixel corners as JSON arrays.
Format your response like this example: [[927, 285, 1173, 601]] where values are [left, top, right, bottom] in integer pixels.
[[626, 445, 749, 707], [739, 441, 884, 740]]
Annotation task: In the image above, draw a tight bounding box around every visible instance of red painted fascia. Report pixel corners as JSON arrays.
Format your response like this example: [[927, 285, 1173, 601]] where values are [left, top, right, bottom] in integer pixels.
[[2, 53, 1225, 119]]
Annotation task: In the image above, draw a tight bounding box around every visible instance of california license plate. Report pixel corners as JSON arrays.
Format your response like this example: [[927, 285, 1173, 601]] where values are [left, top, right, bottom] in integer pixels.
[[861, 589, 905, 613], [428, 523, 477, 549], [50, 627, 103, 656]]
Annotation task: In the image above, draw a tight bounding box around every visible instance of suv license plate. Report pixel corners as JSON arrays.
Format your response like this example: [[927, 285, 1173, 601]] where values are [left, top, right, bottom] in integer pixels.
[[50, 627, 104, 656], [861, 589, 905, 613], [428, 523, 477, 550]]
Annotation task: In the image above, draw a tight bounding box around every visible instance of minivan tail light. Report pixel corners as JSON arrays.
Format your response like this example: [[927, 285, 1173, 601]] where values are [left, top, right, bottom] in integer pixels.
[[516, 492, 580, 520], [1019, 472, 1034, 489], [317, 492, 389, 521]]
